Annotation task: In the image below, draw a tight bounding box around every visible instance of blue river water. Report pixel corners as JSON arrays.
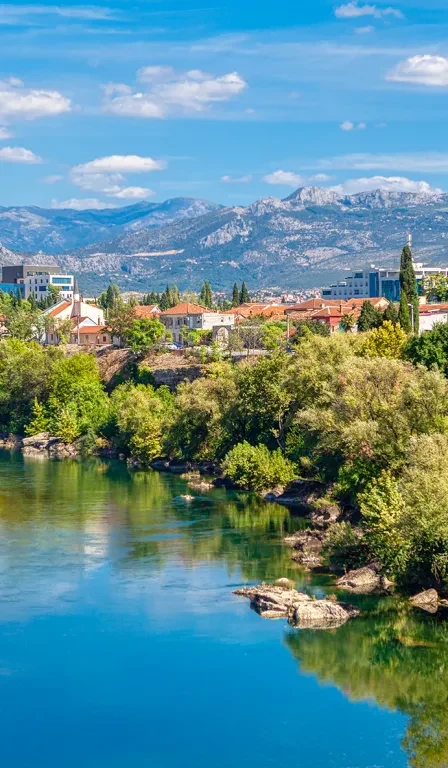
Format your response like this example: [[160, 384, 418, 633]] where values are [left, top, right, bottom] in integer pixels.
[[0, 452, 434, 767]]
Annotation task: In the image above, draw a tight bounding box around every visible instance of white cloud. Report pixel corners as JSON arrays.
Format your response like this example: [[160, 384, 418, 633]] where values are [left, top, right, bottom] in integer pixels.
[[310, 173, 333, 182], [354, 25, 374, 33], [340, 120, 366, 131], [221, 174, 252, 183], [335, 3, 403, 19], [0, 146, 42, 163], [0, 5, 115, 22], [262, 170, 305, 187], [0, 126, 12, 139], [51, 198, 117, 210], [112, 186, 153, 199], [387, 55, 448, 87], [70, 154, 165, 199], [42, 174, 63, 184], [74, 155, 166, 174], [331, 176, 442, 195], [317, 152, 448, 172], [0, 78, 71, 122], [103, 67, 247, 118]]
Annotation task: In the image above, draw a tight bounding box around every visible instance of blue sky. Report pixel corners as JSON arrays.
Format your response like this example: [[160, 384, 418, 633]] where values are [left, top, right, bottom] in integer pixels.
[[2, 0, 448, 208]]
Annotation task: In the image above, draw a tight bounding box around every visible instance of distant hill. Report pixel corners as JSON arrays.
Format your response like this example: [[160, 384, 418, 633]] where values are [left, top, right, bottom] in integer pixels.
[[3, 187, 448, 293], [0, 198, 222, 253]]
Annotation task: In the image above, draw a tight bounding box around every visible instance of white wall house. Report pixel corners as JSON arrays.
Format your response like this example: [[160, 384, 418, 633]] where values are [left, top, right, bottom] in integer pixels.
[[159, 303, 235, 344]]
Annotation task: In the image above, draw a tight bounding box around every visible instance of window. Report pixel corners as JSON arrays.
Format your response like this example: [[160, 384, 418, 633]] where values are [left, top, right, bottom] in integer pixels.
[[39, 286, 46, 291], [103, 336, 107, 343], [52, 277, 73, 285]]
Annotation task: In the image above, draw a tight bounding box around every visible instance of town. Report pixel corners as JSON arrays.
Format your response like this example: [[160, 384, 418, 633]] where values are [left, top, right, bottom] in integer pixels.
[[2, 240, 448, 351]]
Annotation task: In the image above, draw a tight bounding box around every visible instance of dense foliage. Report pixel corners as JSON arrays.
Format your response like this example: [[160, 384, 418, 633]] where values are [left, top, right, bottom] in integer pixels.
[[4, 310, 448, 587]]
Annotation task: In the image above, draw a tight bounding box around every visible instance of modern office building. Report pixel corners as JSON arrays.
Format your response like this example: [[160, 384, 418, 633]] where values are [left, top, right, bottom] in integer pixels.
[[322, 263, 448, 302], [1, 265, 74, 301]]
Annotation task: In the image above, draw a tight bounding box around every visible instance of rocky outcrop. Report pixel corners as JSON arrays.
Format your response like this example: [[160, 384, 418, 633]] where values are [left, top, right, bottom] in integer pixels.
[[0, 433, 22, 450], [309, 500, 343, 528], [22, 433, 80, 459], [267, 480, 329, 509], [409, 589, 439, 614], [284, 529, 327, 569], [337, 566, 393, 595], [234, 582, 361, 629]]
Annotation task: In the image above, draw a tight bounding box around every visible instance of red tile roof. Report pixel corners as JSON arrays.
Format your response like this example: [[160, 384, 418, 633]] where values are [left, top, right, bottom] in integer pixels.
[[134, 305, 160, 318], [46, 300, 71, 318], [160, 302, 210, 316]]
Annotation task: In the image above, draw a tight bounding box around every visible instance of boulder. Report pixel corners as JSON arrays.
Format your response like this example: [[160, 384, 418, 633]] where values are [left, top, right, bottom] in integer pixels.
[[284, 530, 326, 569], [409, 589, 439, 614], [337, 566, 393, 595], [234, 583, 360, 628], [310, 501, 342, 528], [273, 578, 296, 589]]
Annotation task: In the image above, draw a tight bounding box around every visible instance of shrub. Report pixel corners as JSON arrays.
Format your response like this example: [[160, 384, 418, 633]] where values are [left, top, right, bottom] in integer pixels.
[[323, 523, 368, 571], [222, 441, 296, 491]]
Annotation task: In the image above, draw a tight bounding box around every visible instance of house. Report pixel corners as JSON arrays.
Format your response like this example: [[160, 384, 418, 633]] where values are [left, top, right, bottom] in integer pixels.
[[42, 283, 106, 346], [133, 304, 160, 318], [70, 321, 112, 347], [159, 303, 235, 344], [419, 304, 448, 333]]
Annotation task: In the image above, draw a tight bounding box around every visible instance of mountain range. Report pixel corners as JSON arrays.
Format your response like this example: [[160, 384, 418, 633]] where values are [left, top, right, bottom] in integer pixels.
[[2, 187, 448, 293]]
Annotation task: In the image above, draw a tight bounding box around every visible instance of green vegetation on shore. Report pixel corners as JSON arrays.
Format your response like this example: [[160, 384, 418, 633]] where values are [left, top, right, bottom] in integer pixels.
[[4, 296, 448, 588]]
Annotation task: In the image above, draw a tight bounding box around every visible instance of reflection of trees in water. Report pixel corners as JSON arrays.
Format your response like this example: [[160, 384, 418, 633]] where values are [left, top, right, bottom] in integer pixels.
[[285, 604, 448, 768], [0, 455, 306, 584]]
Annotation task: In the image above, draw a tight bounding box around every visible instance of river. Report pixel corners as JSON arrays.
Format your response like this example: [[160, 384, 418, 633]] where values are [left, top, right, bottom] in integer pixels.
[[0, 451, 446, 767]]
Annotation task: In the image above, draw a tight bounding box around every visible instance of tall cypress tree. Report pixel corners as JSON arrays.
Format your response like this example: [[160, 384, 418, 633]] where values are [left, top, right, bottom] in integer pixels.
[[399, 245, 419, 333], [232, 282, 239, 307], [398, 291, 411, 332], [239, 281, 250, 304]]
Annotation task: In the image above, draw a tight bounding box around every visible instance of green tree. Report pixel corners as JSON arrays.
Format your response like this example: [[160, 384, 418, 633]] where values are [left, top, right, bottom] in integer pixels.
[[357, 301, 384, 331], [399, 244, 419, 333], [47, 284, 61, 306], [361, 320, 407, 359], [124, 318, 166, 353], [222, 441, 296, 491], [239, 281, 250, 304], [25, 398, 50, 436], [422, 273, 448, 303], [45, 353, 110, 439], [232, 282, 240, 307], [199, 281, 213, 308], [383, 301, 399, 325], [111, 383, 173, 463], [406, 323, 448, 375], [0, 339, 58, 433]]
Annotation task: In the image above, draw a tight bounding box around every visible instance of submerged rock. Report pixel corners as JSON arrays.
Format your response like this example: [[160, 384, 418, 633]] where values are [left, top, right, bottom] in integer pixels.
[[409, 589, 439, 614], [234, 582, 361, 629], [337, 566, 393, 595]]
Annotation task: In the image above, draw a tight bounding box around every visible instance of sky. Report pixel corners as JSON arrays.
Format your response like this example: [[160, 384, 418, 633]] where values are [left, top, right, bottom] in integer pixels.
[[2, 0, 448, 208]]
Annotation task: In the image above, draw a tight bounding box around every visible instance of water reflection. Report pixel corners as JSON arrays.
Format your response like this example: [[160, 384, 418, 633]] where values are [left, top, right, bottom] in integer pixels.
[[1, 453, 447, 767], [285, 601, 448, 768]]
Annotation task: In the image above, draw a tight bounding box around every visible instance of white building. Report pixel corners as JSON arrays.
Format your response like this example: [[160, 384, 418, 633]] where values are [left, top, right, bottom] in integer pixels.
[[159, 302, 235, 344], [322, 263, 448, 303], [42, 284, 105, 346], [25, 272, 74, 301]]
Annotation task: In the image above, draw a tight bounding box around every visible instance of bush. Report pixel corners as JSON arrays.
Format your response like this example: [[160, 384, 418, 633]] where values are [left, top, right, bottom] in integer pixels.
[[222, 441, 296, 491], [323, 523, 368, 571], [111, 383, 173, 463]]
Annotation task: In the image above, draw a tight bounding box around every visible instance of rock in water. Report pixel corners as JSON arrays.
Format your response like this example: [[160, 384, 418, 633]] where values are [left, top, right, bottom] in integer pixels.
[[234, 583, 361, 628], [337, 566, 393, 595], [409, 589, 439, 614]]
